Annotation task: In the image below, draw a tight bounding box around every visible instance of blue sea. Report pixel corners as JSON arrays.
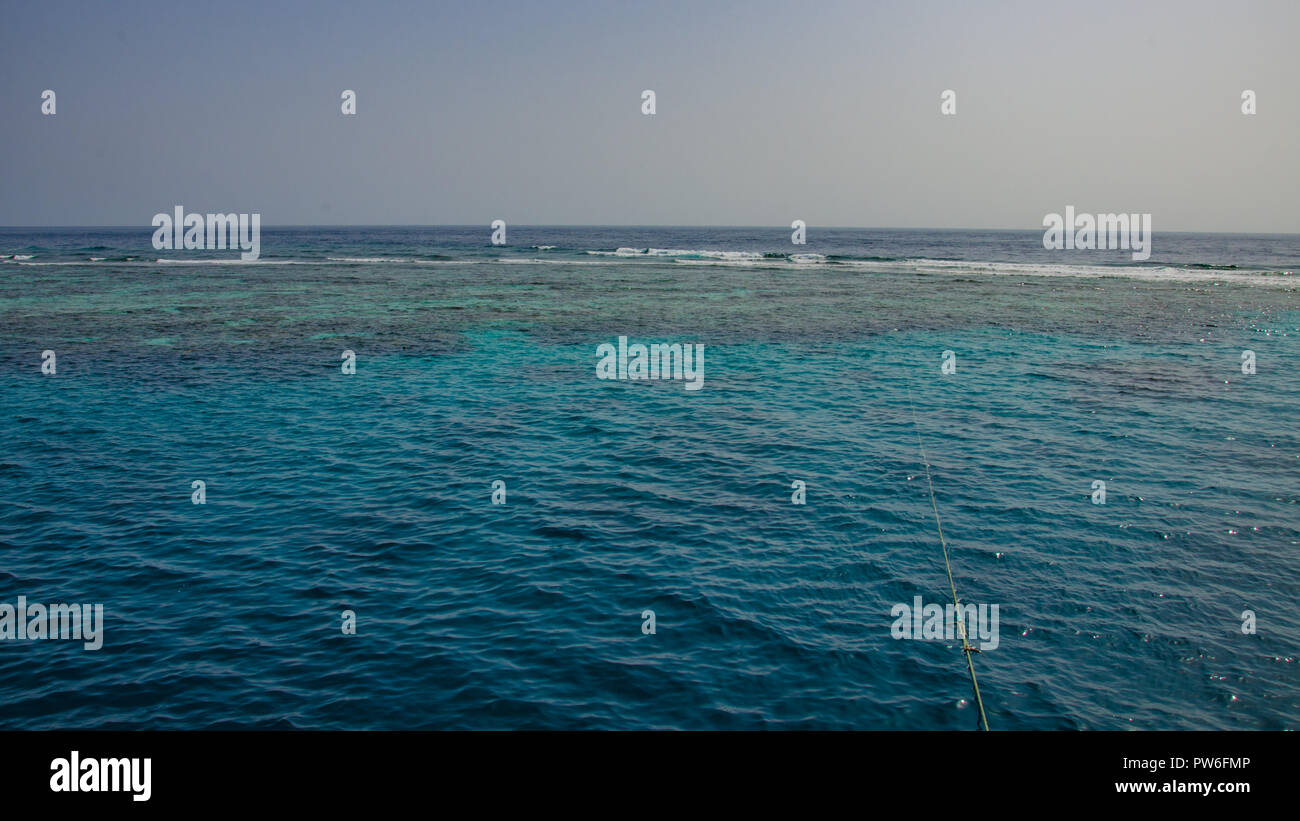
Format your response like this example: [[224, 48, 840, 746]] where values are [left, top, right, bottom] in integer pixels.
[[1, 226, 1297, 730]]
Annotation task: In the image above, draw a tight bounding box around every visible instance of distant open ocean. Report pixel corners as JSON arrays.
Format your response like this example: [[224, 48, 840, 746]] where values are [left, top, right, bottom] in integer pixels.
[[1, 226, 1297, 729]]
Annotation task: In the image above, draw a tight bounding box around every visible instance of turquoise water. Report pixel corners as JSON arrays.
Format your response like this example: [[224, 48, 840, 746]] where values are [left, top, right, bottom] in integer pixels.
[[1, 227, 1297, 729]]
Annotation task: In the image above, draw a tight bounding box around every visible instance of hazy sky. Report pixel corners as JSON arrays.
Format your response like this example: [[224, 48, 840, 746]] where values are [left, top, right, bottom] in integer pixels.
[[2, 0, 1297, 230]]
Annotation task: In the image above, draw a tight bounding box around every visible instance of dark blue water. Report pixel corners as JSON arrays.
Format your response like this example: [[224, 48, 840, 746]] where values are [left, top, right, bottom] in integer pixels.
[[1, 227, 1297, 729]]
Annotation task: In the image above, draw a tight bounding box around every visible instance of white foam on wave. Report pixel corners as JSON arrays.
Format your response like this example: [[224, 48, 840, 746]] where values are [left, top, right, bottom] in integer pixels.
[[587, 247, 648, 257], [4, 248, 1288, 285], [588, 247, 765, 260], [154, 258, 312, 265], [671, 257, 796, 268], [2, 257, 159, 266], [654, 252, 1292, 285], [494, 257, 612, 265], [838, 257, 1294, 285]]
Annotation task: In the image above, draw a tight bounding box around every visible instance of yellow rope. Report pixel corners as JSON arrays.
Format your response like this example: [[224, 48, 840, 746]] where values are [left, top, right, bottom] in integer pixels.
[[905, 377, 990, 731]]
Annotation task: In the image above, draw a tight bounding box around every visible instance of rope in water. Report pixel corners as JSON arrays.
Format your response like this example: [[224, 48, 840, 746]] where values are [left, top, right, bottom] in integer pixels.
[[905, 377, 990, 731]]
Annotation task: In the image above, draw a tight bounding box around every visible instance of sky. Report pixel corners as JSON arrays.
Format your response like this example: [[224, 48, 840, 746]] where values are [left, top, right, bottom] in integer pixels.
[[1, 0, 1297, 231]]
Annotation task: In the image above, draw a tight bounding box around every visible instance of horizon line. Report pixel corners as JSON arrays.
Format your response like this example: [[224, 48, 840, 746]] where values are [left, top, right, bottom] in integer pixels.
[[2, 223, 1298, 237]]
